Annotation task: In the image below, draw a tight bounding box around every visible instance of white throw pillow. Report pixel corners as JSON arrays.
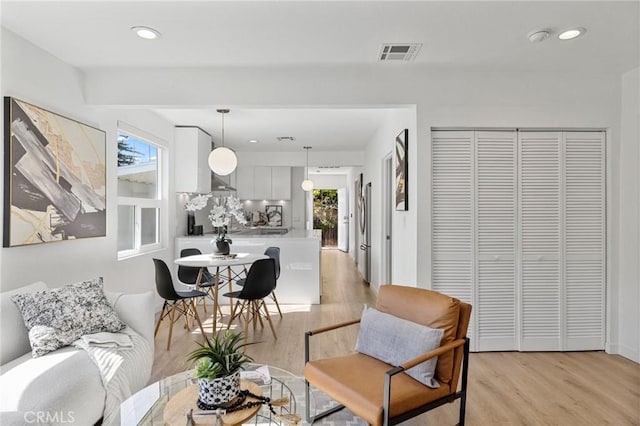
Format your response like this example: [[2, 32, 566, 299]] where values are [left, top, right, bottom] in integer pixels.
[[11, 277, 126, 357], [355, 306, 444, 388]]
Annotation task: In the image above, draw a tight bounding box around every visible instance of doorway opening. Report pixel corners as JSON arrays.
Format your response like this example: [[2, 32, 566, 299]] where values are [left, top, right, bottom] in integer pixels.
[[313, 189, 338, 248]]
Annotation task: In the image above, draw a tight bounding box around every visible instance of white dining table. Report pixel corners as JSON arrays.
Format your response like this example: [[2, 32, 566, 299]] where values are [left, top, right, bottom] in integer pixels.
[[174, 252, 268, 333]]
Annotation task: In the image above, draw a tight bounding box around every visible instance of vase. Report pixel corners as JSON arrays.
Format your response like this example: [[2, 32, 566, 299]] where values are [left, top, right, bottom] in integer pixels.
[[213, 240, 231, 255], [197, 370, 241, 406], [187, 212, 195, 235]]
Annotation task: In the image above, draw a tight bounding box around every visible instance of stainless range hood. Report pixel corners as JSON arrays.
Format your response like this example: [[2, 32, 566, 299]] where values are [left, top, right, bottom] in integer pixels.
[[211, 173, 236, 192]]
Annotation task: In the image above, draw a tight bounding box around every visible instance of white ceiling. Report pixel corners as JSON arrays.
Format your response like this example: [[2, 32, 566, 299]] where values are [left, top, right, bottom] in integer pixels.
[[2, 0, 638, 153], [154, 108, 392, 152], [2, 1, 638, 71]]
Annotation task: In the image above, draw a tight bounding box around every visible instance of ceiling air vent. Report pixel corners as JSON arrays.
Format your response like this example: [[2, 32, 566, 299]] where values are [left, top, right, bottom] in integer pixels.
[[378, 43, 422, 62], [277, 136, 296, 142]]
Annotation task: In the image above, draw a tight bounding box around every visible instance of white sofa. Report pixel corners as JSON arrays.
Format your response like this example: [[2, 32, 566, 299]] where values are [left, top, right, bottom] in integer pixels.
[[0, 281, 155, 426]]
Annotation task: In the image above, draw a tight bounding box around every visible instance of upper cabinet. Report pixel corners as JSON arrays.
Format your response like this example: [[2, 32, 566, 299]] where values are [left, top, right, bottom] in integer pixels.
[[236, 166, 291, 200], [271, 167, 291, 200], [174, 127, 212, 193]]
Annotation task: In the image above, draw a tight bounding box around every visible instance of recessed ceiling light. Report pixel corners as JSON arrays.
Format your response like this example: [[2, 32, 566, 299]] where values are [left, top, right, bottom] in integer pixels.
[[527, 30, 551, 43], [249, 139, 258, 144], [558, 27, 586, 41], [131, 26, 161, 40]]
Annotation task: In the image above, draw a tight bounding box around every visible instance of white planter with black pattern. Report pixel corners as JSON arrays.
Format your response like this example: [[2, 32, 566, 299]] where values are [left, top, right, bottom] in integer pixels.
[[198, 371, 241, 406]]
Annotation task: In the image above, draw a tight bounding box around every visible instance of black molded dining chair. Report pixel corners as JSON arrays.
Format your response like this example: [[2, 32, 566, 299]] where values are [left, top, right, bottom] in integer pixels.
[[237, 246, 283, 318], [264, 247, 283, 318], [223, 258, 278, 340], [178, 248, 222, 316], [153, 258, 207, 350]]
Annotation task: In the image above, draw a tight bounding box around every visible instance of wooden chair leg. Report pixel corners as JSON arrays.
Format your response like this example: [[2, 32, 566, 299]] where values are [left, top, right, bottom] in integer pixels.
[[190, 299, 206, 337], [243, 302, 250, 343], [166, 302, 177, 350], [271, 291, 283, 318], [254, 301, 264, 328], [182, 300, 192, 331], [261, 300, 277, 340], [227, 300, 242, 329], [154, 302, 167, 337]]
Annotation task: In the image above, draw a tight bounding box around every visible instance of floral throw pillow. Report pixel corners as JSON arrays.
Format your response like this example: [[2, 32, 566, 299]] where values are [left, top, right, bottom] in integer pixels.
[[11, 277, 126, 357]]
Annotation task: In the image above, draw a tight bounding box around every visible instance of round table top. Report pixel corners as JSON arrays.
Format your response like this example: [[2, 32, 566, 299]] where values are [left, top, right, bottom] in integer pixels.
[[175, 253, 269, 268], [163, 380, 262, 426]]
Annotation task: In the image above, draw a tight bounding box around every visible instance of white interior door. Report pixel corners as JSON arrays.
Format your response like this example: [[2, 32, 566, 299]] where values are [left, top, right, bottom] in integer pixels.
[[475, 131, 517, 351], [337, 187, 348, 252], [432, 129, 605, 353], [563, 131, 605, 350], [431, 130, 475, 348], [383, 155, 393, 284]]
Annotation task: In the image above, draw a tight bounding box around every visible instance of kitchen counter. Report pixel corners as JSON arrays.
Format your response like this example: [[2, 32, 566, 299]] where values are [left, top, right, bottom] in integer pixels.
[[176, 230, 321, 304], [189, 229, 317, 239]]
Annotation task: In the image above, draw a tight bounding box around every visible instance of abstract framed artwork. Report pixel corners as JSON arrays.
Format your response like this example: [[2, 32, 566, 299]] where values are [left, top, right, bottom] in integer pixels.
[[395, 128, 408, 211], [265, 204, 283, 227], [3, 97, 106, 247]]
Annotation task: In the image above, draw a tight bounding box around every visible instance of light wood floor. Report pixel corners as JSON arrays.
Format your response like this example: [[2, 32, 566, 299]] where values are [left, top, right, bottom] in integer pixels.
[[151, 250, 640, 425]]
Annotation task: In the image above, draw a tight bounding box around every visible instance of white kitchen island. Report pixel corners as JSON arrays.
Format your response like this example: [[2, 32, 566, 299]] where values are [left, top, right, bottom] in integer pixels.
[[175, 229, 321, 304]]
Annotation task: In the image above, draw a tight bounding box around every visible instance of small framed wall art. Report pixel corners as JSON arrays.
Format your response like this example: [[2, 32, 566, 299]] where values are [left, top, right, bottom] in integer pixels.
[[265, 205, 283, 227], [3, 97, 107, 247], [395, 128, 408, 211]]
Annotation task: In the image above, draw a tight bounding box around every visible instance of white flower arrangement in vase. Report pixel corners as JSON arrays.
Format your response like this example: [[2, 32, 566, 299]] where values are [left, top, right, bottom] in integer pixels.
[[208, 195, 248, 245]]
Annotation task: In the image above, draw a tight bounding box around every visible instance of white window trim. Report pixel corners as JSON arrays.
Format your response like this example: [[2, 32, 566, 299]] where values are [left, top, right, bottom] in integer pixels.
[[117, 126, 165, 260]]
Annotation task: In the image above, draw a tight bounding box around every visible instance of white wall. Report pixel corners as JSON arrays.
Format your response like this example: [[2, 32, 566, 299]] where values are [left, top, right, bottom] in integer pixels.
[[617, 67, 640, 362], [310, 174, 347, 190], [362, 108, 417, 290], [0, 29, 176, 296]]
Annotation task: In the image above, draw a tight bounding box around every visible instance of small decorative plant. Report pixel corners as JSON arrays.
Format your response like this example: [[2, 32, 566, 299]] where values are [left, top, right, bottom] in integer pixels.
[[188, 330, 253, 380]]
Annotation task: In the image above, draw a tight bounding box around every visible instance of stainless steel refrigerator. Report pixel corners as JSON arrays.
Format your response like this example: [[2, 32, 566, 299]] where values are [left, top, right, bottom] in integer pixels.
[[358, 182, 371, 283]]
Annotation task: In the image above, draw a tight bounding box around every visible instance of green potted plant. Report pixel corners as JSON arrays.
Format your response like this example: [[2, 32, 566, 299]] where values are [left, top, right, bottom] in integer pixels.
[[187, 331, 253, 407]]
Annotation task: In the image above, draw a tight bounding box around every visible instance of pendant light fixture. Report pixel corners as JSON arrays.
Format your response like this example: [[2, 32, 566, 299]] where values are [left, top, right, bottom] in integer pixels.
[[208, 109, 238, 176], [301, 146, 314, 191]]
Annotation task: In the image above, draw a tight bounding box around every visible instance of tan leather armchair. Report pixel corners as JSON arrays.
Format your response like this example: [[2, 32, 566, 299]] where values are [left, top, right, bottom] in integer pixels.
[[304, 285, 472, 426]]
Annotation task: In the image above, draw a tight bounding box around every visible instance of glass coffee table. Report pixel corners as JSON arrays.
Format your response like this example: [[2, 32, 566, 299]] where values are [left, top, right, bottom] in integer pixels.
[[121, 364, 308, 425]]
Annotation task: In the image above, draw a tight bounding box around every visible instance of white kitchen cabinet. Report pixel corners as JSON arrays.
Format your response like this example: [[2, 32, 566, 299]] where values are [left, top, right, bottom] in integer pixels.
[[271, 166, 291, 200], [235, 166, 291, 200], [235, 166, 254, 199], [254, 167, 272, 199], [174, 127, 212, 193]]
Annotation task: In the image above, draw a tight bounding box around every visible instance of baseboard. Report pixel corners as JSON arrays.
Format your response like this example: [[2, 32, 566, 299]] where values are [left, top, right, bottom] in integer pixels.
[[607, 342, 639, 363]]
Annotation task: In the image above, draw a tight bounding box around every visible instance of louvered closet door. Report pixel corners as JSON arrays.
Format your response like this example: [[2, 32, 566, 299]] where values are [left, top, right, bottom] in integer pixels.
[[519, 132, 562, 351], [431, 131, 474, 348], [475, 131, 517, 351], [564, 131, 605, 350]]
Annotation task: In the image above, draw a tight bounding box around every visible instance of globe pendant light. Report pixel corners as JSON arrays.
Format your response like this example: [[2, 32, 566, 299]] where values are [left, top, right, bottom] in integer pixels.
[[208, 109, 238, 176], [301, 146, 314, 191]]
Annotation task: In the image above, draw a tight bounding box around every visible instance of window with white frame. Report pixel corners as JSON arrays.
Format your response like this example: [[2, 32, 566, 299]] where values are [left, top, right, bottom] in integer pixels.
[[117, 129, 162, 258]]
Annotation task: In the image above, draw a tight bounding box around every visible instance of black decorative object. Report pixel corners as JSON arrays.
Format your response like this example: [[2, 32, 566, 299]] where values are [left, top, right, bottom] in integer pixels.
[[213, 240, 231, 255], [187, 212, 195, 235]]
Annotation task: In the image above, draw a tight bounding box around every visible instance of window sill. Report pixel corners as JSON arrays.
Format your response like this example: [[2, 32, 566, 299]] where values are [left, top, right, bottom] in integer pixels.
[[118, 247, 165, 261]]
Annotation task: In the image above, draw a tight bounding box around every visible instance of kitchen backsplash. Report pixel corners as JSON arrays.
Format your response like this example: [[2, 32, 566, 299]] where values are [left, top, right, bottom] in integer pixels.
[[176, 194, 294, 236]]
